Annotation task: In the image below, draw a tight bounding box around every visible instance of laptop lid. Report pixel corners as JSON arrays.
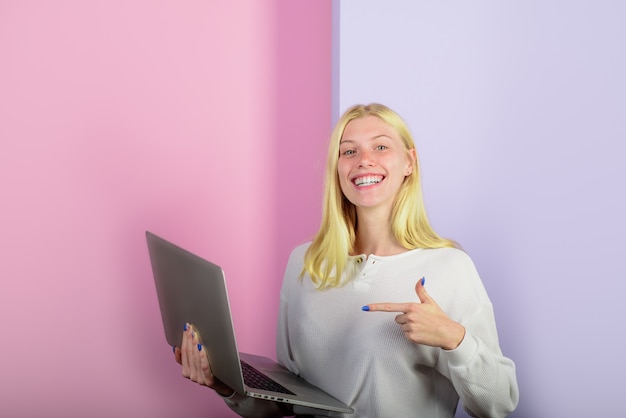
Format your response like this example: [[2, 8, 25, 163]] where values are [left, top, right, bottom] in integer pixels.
[[146, 231, 246, 393], [145, 231, 353, 414]]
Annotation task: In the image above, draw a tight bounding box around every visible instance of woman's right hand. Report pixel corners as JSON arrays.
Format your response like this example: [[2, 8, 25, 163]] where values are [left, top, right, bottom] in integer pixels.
[[173, 323, 236, 397], [175, 324, 298, 417]]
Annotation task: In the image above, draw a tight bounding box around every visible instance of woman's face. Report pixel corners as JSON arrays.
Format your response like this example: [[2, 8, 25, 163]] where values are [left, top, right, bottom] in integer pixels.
[[337, 115, 415, 214]]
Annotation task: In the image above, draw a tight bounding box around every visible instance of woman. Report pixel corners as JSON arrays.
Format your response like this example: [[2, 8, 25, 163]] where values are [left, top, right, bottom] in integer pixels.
[[176, 104, 519, 417]]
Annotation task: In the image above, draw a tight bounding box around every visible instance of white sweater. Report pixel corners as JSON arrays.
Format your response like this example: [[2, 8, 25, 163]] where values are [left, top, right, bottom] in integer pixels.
[[227, 243, 518, 417]]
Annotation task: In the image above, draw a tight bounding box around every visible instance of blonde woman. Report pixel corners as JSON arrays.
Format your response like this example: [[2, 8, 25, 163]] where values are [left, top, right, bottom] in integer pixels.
[[176, 104, 519, 417]]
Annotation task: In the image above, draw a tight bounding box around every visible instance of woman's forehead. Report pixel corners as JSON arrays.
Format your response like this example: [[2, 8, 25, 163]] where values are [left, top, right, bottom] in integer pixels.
[[341, 115, 399, 141]]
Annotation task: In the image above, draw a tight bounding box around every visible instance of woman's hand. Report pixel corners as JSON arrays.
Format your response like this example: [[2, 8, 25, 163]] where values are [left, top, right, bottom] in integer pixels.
[[173, 323, 236, 397], [363, 278, 466, 350]]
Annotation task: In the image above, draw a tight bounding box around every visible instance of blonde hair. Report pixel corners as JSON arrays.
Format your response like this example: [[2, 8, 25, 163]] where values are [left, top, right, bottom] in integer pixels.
[[302, 103, 458, 289]]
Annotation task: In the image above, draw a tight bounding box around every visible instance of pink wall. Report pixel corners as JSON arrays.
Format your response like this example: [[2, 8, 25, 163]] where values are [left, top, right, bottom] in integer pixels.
[[0, 1, 331, 416]]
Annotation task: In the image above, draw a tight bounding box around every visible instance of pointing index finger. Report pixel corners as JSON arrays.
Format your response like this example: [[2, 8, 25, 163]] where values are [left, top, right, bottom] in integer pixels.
[[362, 303, 412, 313]]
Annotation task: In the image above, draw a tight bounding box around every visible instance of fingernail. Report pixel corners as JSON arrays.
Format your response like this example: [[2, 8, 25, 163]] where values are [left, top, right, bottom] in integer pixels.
[[172, 346, 176, 353], [183, 323, 188, 331], [361, 306, 370, 311], [197, 344, 202, 352], [421, 277, 426, 286]]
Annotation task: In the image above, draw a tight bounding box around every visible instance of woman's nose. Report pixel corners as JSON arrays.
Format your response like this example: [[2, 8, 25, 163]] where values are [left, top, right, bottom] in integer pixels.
[[358, 150, 374, 167]]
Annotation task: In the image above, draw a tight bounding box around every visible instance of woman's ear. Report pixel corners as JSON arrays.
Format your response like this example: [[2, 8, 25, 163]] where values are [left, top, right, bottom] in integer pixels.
[[405, 148, 417, 176]]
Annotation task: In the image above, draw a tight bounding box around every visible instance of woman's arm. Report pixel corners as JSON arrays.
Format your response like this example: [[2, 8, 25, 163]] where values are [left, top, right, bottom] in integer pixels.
[[175, 324, 293, 418], [365, 268, 519, 417], [437, 303, 518, 417]]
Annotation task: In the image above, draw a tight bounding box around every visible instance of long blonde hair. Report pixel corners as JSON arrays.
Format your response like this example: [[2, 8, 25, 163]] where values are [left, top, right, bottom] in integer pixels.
[[302, 103, 457, 289]]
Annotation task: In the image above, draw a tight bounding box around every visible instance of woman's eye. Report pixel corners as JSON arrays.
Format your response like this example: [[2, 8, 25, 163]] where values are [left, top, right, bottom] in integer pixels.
[[342, 149, 355, 156], [375, 145, 388, 151]]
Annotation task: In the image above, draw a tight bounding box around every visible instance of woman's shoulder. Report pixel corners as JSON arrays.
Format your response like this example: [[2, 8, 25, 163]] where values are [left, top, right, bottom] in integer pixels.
[[283, 241, 312, 272], [415, 246, 477, 272], [288, 241, 312, 260]]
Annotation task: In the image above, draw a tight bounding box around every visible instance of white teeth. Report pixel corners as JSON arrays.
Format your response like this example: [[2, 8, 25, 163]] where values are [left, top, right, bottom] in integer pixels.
[[354, 176, 383, 186]]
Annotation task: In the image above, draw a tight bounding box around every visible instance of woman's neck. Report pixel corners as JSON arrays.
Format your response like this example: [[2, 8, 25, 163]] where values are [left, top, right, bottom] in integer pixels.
[[353, 209, 407, 256]]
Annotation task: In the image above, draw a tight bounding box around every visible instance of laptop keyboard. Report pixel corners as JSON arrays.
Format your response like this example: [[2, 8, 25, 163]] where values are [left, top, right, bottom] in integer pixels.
[[240, 360, 296, 395]]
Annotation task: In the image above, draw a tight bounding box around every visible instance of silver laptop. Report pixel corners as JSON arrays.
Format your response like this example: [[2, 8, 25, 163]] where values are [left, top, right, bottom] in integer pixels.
[[146, 231, 352, 414]]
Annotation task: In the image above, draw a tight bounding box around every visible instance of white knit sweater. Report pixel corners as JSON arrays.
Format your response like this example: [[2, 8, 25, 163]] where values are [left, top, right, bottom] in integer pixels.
[[226, 243, 518, 417]]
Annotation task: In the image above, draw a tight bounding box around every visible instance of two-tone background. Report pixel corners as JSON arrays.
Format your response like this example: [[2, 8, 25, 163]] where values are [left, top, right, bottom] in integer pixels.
[[1, 1, 624, 416]]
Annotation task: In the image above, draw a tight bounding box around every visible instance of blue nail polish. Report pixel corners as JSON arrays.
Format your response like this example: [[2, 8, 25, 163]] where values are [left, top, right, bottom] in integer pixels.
[[421, 277, 426, 286], [362, 306, 370, 311], [197, 344, 202, 351], [183, 323, 188, 331], [172, 346, 176, 353]]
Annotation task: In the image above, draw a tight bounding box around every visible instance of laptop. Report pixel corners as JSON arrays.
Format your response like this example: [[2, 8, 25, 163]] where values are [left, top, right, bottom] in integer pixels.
[[145, 231, 353, 414]]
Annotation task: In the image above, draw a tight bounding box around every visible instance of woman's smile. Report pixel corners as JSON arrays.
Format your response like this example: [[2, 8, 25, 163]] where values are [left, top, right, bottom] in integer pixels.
[[352, 174, 384, 187]]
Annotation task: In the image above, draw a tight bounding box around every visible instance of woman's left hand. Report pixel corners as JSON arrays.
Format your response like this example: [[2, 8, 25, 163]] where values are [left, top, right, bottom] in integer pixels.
[[363, 278, 466, 350]]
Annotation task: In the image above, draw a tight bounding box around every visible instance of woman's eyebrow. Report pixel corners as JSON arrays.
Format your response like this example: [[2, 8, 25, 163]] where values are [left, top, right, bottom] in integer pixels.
[[340, 134, 392, 144]]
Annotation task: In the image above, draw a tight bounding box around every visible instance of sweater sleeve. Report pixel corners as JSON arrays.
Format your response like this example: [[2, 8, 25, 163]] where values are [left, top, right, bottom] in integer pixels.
[[429, 249, 519, 418], [437, 302, 519, 417], [216, 302, 295, 418], [222, 393, 293, 418]]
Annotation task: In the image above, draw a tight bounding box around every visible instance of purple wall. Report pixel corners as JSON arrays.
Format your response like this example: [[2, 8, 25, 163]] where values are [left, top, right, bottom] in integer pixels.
[[337, 1, 626, 416], [0, 1, 331, 417]]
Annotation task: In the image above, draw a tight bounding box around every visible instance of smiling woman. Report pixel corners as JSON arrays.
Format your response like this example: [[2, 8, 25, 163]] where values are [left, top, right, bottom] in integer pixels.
[[177, 103, 519, 418]]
